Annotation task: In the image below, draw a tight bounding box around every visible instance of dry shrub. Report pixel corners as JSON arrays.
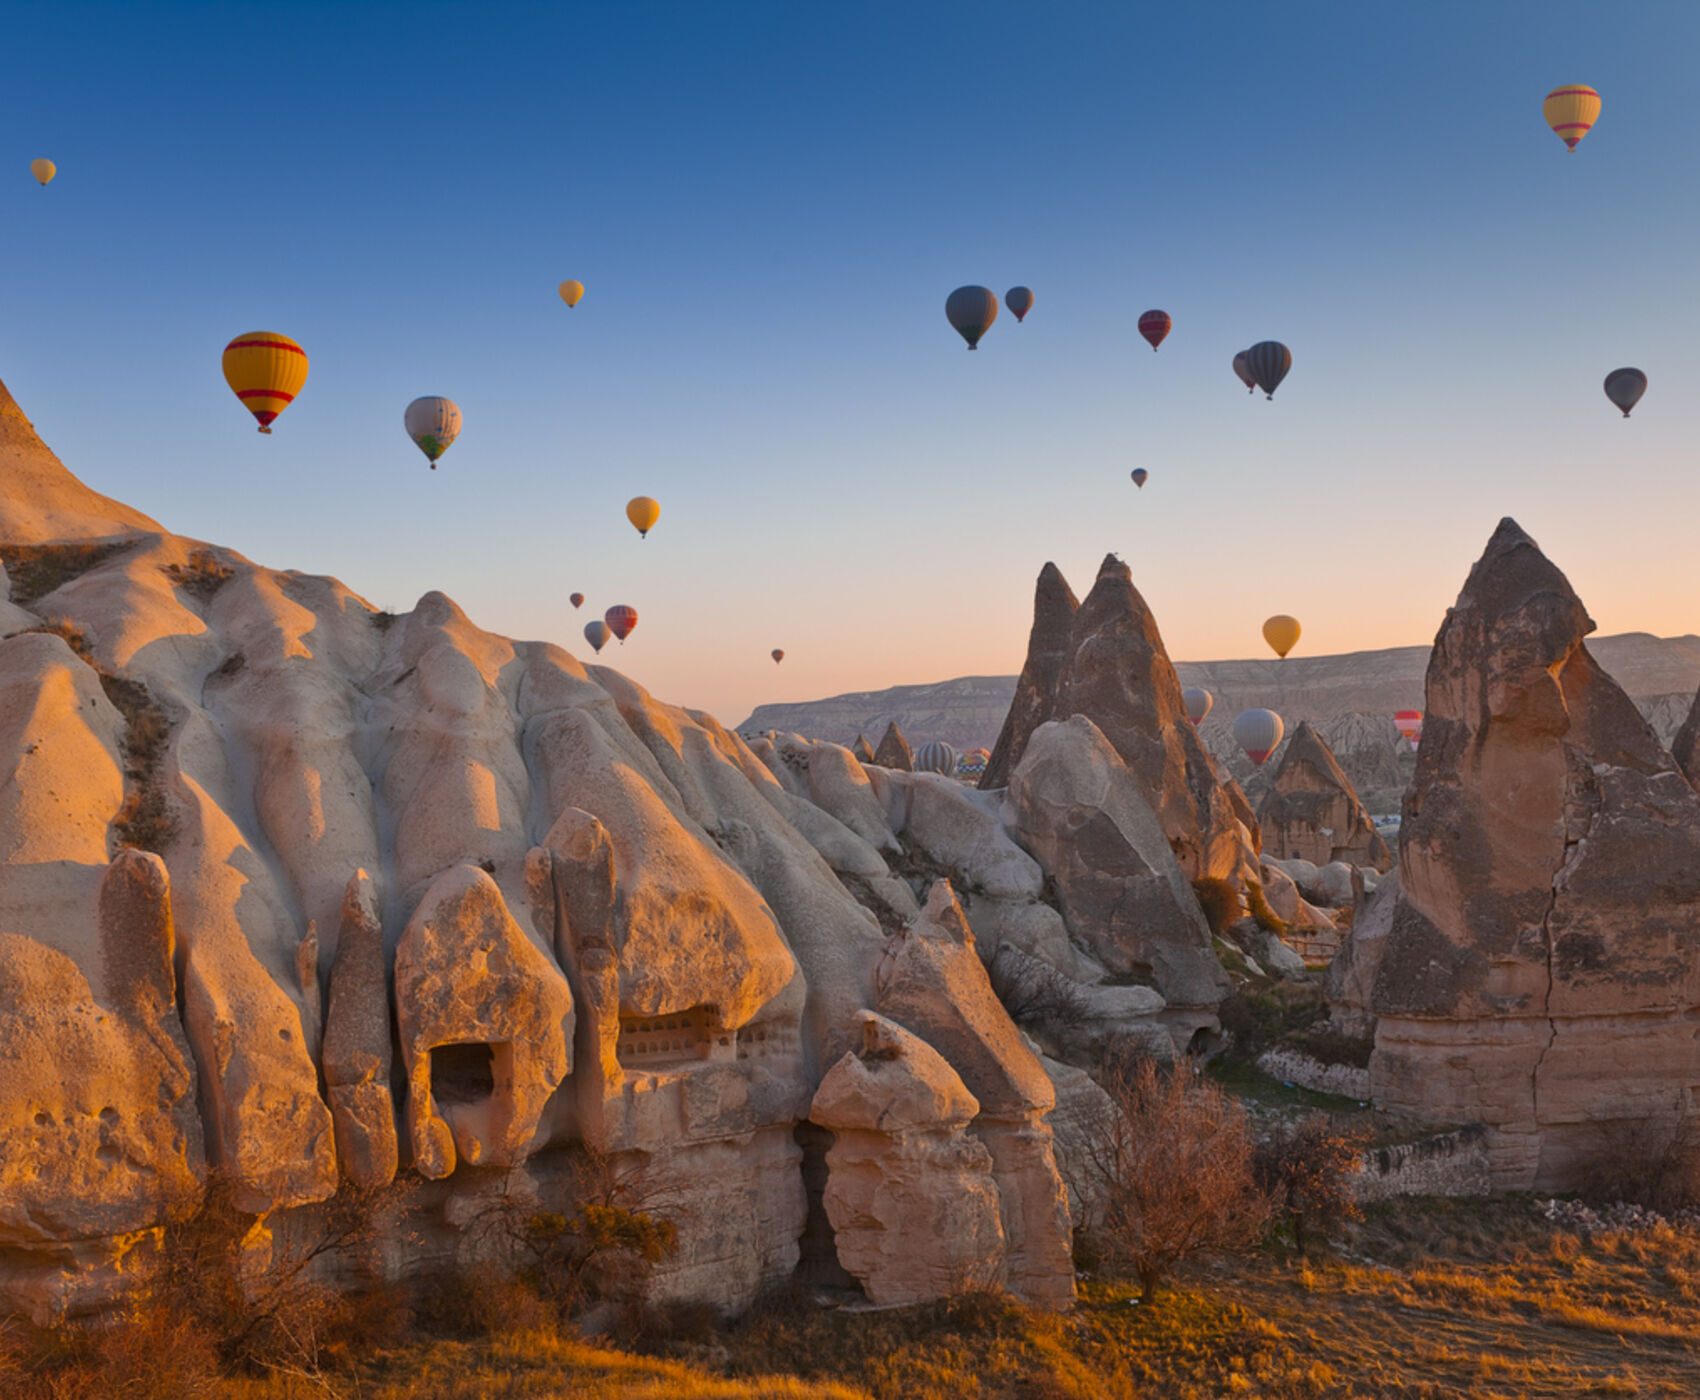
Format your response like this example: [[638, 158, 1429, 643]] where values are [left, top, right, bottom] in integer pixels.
[[0, 540, 132, 607], [162, 549, 235, 602], [1574, 1109, 1700, 1213], [1192, 877, 1244, 935], [1243, 880, 1287, 936], [1254, 1112, 1371, 1256], [1078, 1049, 1270, 1302]]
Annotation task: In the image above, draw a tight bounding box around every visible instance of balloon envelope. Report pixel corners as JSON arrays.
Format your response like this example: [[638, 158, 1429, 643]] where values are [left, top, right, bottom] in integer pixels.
[[1182, 686, 1213, 726], [945, 286, 998, 350], [1544, 84, 1600, 150], [222, 332, 308, 434], [559, 280, 584, 307], [1245, 341, 1292, 399], [914, 740, 958, 776], [1005, 286, 1034, 322], [583, 620, 611, 653], [1263, 614, 1301, 659], [605, 604, 638, 642], [1394, 709, 1423, 751], [771, 649, 785, 664], [1233, 351, 1256, 393], [626, 496, 660, 537], [29, 158, 55, 186], [569, 593, 585, 609], [1137, 310, 1172, 351], [956, 747, 990, 781], [1233, 708, 1284, 766], [404, 396, 462, 467], [1604, 368, 1647, 418], [1131, 469, 1149, 488]]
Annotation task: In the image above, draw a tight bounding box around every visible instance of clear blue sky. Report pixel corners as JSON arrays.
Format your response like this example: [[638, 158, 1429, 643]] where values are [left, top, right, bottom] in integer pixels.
[[3, 2, 1696, 722]]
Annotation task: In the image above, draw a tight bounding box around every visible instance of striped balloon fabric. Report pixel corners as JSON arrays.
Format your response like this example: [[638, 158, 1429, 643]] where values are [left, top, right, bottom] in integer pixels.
[[222, 332, 309, 433], [1244, 341, 1292, 400], [1543, 84, 1600, 151], [914, 740, 959, 777], [955, 747, 990, 781]]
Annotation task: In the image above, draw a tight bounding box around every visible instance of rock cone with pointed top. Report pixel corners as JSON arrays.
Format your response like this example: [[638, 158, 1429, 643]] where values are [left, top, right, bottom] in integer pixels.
[[981, 563, 1079, 790], [1257, 720, 1390, 869], [1370, 519, 1700, 1190], [1675, 686, 1700, 790], [873, 719, 914, 771]]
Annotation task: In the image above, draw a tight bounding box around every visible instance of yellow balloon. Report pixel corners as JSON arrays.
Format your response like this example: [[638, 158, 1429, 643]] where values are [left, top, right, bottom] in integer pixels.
[[30, 158, 55, 186], [222, 332, 309, 434], [1543, 84, 1600, 151], [1262, 614, 1301, 659], [559, 280, 585, 308], [626, 495, 660, 538]]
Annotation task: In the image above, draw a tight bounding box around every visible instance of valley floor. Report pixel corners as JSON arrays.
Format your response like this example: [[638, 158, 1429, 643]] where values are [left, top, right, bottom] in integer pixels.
[[190, 1199, 1700, 1400]]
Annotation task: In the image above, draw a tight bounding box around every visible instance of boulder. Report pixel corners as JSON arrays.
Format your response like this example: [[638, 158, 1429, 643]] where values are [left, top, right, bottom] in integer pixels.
[[873, 720, 914, 771], [988, 944, 1171, 1067], [981, 562, 1079, 790], [395, 864, 575, 1178], [890, 771, 1044, 901], [1369, 519, 1700, 1190], [1008, 716, 1229, 1022], [962, 896, 1079, 978], [1256, 721, 1390, 871], [875, 883, 1076, 1306], [810, 1013, 1004, 1306]]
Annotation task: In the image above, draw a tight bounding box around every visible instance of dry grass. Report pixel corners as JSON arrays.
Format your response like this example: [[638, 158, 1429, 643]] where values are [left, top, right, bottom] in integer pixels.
[[163, 549, 236, 601], [0, 540, 132, 606]]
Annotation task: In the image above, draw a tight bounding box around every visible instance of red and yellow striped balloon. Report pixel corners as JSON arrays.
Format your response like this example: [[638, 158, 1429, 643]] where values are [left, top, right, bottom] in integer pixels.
[[1543, 84, 1600, 151], [222, 332, 308, 434]]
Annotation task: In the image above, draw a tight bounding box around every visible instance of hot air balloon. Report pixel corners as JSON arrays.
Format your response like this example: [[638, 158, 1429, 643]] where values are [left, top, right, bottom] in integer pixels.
[[29, 159, 55, 187], [771, 649, 785, 664], [404, 396, 462, 469], [914, 740, 958, 776], [1604, 368, 1647, 418], [1544, 84, 1600, 151], [1393, 710, 1423, 751], [956, 747, 990, 782], [606, 604, 638, 643], [626, 496, 660, 538], [583, 620, 611, 653], [1233, 351, 1256, 394], [559, 280, 584, 307], [1245, 341, 1292, 399], [946, 286, 998, 350], [1131, 469, 1149, 489], [1263, 614, 1301, 659], [1006, 287, 1034, 322], [570, 593, 585, 609], [1182, 686, 1213, 726], [1233, 708, 1284, 766], [1138, 310, 1172, 352], [222, 332, 308, 434]]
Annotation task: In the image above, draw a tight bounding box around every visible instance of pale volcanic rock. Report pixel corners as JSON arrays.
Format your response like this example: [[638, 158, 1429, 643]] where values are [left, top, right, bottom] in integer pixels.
[[888, 771, 1045, 901], [851, 735, 876, 764], [0, 851, 204, 1322], [321, 870, 397, 1189], [1369, 520, 1700, 1189], [1008, 716, 1229, 1019], [395, 864, 574, 1178], [987, 944, 1172, 1066], [1257, 721, 1390, 870], [872, 720, 913, 771], [1257, 860, 1336, 933], [810, 1013, 1005, 1307], [981, 562, 1079, 790], [874, 883, 1075, 1306], [962, 896, 1079, 978], [1326, 869, 1398, 1040], [798, 739, 900, 853]]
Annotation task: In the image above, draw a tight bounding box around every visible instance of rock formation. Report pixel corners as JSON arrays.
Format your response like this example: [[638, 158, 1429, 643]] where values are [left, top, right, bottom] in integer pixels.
[[851, 734, 876, 764], [981, 562, 1079, 790], [1675, 685, 1700, 789], [980, 556, 1259, 886], [872, 720, 913, 771], [1369, 519, 1700, 1190], [1256, 721, 1390, 870], [0, 376, 1079, 1321]]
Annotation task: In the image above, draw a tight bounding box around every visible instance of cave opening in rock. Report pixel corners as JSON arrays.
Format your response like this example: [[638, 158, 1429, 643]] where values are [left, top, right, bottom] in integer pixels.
[[431, 1041, 497, 1105]]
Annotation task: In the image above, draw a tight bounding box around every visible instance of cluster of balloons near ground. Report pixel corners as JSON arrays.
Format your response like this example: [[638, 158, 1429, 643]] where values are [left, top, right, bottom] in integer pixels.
[[908, 741, 991, 783]]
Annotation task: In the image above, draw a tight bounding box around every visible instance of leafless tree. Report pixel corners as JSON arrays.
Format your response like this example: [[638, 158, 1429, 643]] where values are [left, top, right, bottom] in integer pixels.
[[1254, 1112, 1370, 1256], [1078, 1051, 1270, 1303]]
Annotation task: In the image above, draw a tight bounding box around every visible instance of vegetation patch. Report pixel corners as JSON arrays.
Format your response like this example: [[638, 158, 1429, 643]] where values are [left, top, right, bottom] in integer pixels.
[[163, 549, 236, 602], [0, 539, 133, 607], [1192, 875, 1244, 934], [1244, 879, 1288, 936]]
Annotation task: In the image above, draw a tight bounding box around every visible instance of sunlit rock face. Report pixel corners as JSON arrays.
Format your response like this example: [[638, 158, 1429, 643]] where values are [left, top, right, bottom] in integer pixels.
[[1370, 519, 1700, 1190], [0, 377, 1077, 1319]]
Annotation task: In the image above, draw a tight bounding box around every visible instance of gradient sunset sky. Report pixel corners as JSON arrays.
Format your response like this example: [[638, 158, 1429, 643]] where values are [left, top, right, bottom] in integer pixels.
[[3, 2, 1696, 723]]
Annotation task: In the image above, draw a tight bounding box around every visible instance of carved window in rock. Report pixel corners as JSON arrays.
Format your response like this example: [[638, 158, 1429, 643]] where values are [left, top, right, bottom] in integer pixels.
[[430, 1041, 500, 1105], [736, 1022, 800, 1061], [617, 1006, 723, 1066]]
